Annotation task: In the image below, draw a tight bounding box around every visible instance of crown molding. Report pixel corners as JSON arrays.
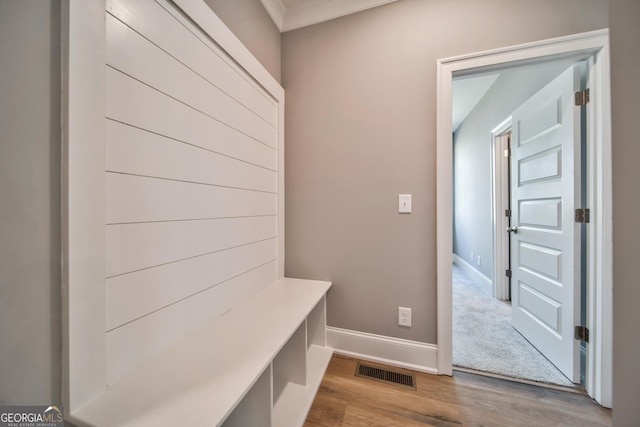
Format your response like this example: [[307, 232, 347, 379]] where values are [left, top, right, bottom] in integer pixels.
[[260, 0, 286, 31], [261, 0, 399, 32]]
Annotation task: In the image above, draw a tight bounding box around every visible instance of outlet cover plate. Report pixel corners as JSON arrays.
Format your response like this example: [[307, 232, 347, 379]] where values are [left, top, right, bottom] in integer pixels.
[[398, 307, 412, 327]]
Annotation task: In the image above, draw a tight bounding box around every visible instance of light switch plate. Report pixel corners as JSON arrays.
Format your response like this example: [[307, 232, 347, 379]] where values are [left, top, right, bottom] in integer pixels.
[[399, 194, 412, 214]]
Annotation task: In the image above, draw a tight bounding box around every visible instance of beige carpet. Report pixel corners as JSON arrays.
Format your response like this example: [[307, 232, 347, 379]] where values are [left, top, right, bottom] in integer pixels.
[[452, 263, 575, 387]]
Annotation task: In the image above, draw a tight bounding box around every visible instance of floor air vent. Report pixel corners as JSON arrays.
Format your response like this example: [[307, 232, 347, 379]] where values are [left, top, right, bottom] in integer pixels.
[[355, 362, 416, 390]]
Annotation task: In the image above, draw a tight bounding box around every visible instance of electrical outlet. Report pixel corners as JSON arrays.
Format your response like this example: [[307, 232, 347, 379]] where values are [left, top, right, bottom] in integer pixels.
[[398, 307, 412, 327], [477, 255, 481, 266], [471, 251, 474, 262]]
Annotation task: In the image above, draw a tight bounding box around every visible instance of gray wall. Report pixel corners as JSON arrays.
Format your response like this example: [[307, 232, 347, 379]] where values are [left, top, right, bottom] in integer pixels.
[[611, 0, 640, 424], [282, 0, 608, 344], [0, 0, 61, 405], [204, 0, 281, 83], [453, 63, 571, 280]]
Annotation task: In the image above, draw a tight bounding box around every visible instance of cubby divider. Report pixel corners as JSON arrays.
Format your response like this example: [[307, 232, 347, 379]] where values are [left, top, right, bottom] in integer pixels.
[[223, 366, 272, 427], [307, 298, 327, 349], [273, 322, 307, 404], [272, 294, 332, 427]]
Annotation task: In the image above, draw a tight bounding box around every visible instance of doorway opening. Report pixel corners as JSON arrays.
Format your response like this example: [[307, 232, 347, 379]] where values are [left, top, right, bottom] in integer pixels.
[[452, 60, 588, 388], [436, 29, 612, 407]]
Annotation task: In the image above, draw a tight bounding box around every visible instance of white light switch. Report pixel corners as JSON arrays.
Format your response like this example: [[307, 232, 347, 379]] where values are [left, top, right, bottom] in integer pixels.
[[399, 194, 412, 214]]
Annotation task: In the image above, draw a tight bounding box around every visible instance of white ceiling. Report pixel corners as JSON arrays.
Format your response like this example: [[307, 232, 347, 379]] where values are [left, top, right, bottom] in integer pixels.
[[260, 0, 400, 32], [452, 74, 500, 132]]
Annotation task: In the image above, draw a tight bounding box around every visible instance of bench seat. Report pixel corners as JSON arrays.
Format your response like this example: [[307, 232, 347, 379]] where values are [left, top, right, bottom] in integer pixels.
[[69, 278, 332, 427]]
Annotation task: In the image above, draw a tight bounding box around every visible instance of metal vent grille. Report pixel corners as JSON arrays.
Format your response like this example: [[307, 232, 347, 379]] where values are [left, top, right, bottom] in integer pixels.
[[355, 363, 416, 390]]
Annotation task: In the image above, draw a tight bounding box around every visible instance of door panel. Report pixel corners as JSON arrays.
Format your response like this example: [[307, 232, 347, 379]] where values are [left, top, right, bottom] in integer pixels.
[[519, 242, 561, 280], [511, 64, 582, 383], [518, 97, 562, 144], [519, 198, 562, 229], [518, 147, 562, 184]]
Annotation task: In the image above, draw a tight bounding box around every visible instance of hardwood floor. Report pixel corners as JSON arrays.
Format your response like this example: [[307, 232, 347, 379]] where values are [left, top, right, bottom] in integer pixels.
[[304, 354, 611, 427]]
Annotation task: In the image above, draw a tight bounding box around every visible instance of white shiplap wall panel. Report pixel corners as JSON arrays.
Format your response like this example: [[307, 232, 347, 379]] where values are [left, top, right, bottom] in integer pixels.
[[106, 260, 278, 385], [104, 0, 282, 386], [106, 216, 277, 277], [65, 0, 285, 407], [107, 0, 277, 126], [106, 68, 277, 171], [106, 14, 277, 149], [106, 174, 277, 224], [106, 121, 277, 193], [106, 238, 277, 331]]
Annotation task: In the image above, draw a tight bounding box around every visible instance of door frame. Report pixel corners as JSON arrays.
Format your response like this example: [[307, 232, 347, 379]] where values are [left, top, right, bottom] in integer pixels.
[[491, 118, 512, 301], [436, 29, 612, 407]]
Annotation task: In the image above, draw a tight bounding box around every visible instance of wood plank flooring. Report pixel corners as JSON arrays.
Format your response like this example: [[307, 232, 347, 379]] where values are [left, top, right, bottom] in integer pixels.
[[304, 354, 611, 427]]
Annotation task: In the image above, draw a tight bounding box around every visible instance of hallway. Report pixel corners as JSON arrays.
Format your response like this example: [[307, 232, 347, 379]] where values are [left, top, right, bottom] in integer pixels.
[[452, 263, 576, 387]]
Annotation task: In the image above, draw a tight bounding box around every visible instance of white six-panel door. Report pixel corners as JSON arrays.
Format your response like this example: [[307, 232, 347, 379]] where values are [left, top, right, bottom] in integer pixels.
[[511, 64, 582, 383]]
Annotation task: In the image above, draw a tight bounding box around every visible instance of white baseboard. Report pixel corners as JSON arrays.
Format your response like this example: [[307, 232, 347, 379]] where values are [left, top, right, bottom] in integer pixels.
[[452, 254, 492, 296], [326, 327, 438, 374]]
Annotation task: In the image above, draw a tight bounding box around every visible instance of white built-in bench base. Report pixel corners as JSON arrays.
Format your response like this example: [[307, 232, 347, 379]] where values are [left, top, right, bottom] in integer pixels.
[[69, 278, 332, 427]]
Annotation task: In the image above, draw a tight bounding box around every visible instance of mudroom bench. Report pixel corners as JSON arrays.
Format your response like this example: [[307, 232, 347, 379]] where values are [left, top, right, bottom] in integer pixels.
[[70, 278, 332, 427]]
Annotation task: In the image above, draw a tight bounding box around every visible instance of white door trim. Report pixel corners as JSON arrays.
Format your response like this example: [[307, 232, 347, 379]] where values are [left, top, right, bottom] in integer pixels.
[[491, 118, 512, 301], [436, 28, 612, 407]]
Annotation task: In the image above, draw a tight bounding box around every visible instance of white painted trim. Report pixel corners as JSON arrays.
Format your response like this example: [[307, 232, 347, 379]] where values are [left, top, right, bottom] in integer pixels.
[[261, 0, 400, 32], [173, 0, 284, 101], [278, 95, 286, 278], [441, 29, 609, 76], [326, 327, 438, 374], [437, 28, 612, 407], [585, 46, 613, 408], [452, 254, 492, 297], [259, 0, 285, 31], [61, 0, 107, 413], [436, 48, 454, 377], [491, 117, 512, 301]]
